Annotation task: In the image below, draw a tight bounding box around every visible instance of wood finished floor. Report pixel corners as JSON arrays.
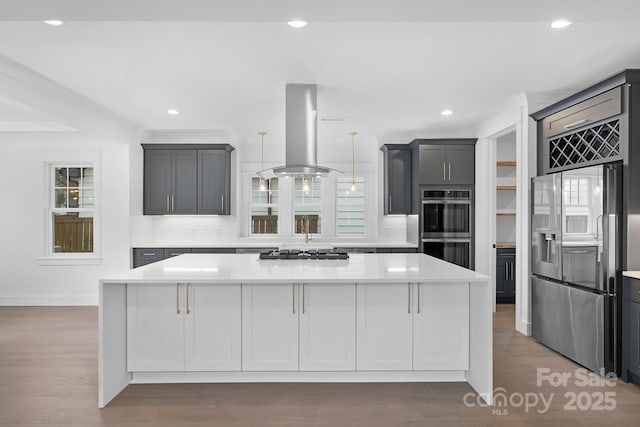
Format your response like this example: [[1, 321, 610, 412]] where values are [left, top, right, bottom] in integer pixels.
[[1, 305, 639, 426]]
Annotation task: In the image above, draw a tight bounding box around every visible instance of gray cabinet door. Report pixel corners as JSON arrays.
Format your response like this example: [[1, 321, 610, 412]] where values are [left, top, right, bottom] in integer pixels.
[[496, 249, 515, 303], [418, 145, 447, 185], [144, 150, 172, 214], [385, 149, 412, 214], [446, 145, 475, 185], [629, 300, 640, 377], [198, 150, 229, 214], [172, 150, 198, 214]]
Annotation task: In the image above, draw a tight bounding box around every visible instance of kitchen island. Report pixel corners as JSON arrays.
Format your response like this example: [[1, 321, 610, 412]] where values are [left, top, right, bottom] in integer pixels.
[[99, 253, 492, 407]]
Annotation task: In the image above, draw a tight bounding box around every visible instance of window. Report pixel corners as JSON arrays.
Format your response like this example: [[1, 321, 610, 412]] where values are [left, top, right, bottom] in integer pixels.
[[563, 177, 590, 234], [51, 166, 94, 254], [336, 177, 365, 235], [563, 178, 589, 205], [294, 177, 322, 234], [250, 177, 278, 234]]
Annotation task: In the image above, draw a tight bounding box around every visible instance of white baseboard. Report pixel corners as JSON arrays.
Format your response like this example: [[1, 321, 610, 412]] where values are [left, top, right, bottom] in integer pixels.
[[0, 295, 98, 306], [131, 370, 468, 384], [516, 319, 532, 336]]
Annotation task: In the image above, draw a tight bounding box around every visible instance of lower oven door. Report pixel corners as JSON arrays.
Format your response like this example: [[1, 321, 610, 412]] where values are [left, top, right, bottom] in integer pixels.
[[422, 239, 471, 269], [422, 201, 471, 238]]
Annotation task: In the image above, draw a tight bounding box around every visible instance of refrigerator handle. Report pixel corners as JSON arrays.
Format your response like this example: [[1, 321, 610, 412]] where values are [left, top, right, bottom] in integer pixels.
[[608, 277, 616, 296]]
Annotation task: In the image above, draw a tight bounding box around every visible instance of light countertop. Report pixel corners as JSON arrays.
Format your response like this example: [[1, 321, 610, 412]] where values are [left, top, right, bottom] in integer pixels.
[[623, 271, 640, 280], [131, 241, 418, 249], [102, 253, 488, 284]]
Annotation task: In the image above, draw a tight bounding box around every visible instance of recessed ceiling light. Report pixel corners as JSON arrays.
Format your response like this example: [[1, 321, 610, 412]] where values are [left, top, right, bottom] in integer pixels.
[[167, 109, 180, 115], [441, 109, 453, 116], [287, 20, 308, 28], [551, 19, 572, 29], [43, 20, 64, 26]]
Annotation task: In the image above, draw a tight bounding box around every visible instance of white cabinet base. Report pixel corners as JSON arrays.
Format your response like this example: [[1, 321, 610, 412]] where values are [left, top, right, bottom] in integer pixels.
[[131, 370, 467, 383]]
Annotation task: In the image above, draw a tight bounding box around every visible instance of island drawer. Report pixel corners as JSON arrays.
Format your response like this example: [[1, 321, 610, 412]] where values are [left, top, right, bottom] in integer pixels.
[[133, 248, 164, 267], [163, 248, 192, 258]]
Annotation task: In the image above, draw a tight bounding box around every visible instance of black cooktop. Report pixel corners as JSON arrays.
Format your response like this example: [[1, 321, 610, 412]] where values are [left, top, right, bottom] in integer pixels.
[[259, 248, 349, 260]]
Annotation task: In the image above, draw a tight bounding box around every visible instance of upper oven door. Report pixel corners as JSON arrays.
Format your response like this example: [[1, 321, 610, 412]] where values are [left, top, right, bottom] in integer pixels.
[[422, 199, 471, 238]]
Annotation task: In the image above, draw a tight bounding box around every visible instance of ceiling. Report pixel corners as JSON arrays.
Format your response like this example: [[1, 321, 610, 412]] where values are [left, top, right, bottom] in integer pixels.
[[1, 0, 640, 144]]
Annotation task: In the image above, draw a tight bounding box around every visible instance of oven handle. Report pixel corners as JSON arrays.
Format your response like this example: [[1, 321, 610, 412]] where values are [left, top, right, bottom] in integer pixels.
[[422, 238, 471, 243], [422, 200, 471, 204]]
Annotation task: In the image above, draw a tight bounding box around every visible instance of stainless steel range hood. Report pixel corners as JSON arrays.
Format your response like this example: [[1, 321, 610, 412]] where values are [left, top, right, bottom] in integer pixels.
[[271, 84, 336, 177]]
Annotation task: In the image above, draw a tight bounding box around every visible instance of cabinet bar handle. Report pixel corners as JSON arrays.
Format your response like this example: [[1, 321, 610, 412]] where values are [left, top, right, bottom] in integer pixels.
[[171, 194, 175, 212], [142, 252, 156, 256], [564, 118, 589, 129], [292, 284, 296, 314], [417, 284, 420, 314], [166, 195, 170, 213], [221, 195, 224, 212], [176, 284, 180, 315], [389, 194, 392, 211], [448, 162, 451, 181], [302, 284, 306, 314], [443, 163, 446, 181], [408, 283, 411, 314], [186, 283, 190, 314]]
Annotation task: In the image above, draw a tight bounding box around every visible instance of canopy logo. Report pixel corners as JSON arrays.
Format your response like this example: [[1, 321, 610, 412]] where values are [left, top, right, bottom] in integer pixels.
[[463, 367, 617, 415]]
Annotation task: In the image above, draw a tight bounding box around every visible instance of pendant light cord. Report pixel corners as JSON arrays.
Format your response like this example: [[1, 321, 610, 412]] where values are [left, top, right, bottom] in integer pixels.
[[349, 132, 357, 189]]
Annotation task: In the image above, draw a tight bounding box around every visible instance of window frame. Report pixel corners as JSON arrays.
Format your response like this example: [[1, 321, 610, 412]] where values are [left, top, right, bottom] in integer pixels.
[[292, 176, 324, 236], [335, 176, 367, 237], [248, 176, 280, 236], [45, 162, 99, 260]]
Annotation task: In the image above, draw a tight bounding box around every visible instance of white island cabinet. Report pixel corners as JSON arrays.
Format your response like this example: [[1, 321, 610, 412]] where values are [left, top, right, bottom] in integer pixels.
[[241, 283, 298, 371], [99, 253, 492, 408], [242, 283, 356, 371], [127, 283, 241, 372]]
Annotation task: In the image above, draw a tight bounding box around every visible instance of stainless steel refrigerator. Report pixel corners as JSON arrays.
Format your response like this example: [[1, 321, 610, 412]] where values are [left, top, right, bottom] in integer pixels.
[[531, 163, 622, 375]]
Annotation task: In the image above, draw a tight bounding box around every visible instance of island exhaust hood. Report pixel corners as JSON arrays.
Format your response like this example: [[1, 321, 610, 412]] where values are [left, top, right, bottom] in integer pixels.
[[270, 83, 340, 177]]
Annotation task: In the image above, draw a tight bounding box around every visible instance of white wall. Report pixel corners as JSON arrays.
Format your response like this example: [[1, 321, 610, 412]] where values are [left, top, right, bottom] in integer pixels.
[[473, 91, 571, 335], [0, 54, 139, 305], [0, 135, 133, 305]]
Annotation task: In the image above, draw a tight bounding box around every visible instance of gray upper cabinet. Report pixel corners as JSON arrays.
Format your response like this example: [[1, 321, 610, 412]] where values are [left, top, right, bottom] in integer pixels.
[[172, 150, 198, 214], [198, 150, 230, 215], [415, 140, 476, 185], [143, 144, 234, 215], [144, 150, 173, 214], [446, 145, 475, 185], [381, 145, 412, 215]]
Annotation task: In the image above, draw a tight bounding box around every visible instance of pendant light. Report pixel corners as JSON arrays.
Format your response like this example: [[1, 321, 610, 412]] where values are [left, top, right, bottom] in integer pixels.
[[258, 131, 267, 191], [349, 132, 357, 192]]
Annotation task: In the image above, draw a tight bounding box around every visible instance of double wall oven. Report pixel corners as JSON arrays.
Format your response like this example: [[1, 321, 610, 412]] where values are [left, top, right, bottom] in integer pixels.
[[421, 189, 474, 269]]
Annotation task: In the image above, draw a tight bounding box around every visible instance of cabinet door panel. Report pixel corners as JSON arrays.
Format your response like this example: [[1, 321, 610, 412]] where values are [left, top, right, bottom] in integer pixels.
[[386, 149, 412, 214], [184, 284, 241, 371], [127, 284, 184, 371], [419, 145, 447, 185], [496, 253, 507, 297], [144, 150, 172, 214], [242, 284, 298, 371], [172, 150, 198, 214], [299, 283, 356, 371], [447, 146, 475, 185], [198, 150, 228, 214], [629, 300, 640, 376], [413, 283, 469, 370], [356, 284, 413, 371]]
